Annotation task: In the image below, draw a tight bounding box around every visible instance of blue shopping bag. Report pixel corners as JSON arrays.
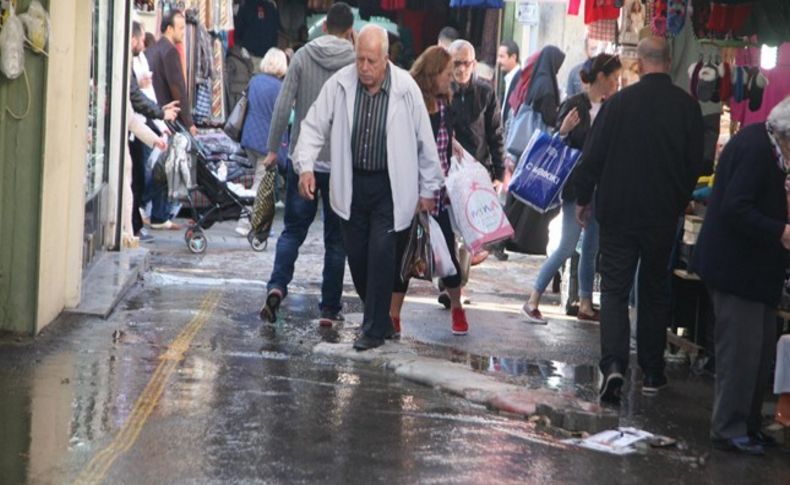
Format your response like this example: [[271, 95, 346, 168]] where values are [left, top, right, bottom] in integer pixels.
[[508, 130, 581, 213]]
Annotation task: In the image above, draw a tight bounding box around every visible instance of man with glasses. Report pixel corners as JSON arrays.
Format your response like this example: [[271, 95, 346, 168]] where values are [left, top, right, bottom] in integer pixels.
[[440, 40, 506, 305]]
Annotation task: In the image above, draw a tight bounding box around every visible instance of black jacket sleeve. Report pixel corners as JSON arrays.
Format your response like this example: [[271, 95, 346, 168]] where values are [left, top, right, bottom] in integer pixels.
[[556, 97, 588, 150], [484, 90, 505, 181], [130, 73, 164, 120], [574, 97, 615, 207]]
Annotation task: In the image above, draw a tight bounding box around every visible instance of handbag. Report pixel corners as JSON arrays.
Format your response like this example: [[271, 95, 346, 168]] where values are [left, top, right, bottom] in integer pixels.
[[505, 105, 546, 159], [223, 88, 248, 142]]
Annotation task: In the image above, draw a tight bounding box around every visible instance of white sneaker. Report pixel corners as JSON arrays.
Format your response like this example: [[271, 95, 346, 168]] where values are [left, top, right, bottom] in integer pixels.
[[235, 219, 251, 237]]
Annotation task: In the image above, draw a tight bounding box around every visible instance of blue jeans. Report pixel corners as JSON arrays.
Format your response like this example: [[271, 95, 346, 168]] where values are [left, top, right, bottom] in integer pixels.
[[533, 200, 599, 299], [142, 148, 173, 224], [267, 165, 346, 312]]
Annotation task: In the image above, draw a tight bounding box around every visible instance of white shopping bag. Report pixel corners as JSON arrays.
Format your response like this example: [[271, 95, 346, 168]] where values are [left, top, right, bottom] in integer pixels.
[[427, 216, 457, 279], [446, 149, 514, 254]]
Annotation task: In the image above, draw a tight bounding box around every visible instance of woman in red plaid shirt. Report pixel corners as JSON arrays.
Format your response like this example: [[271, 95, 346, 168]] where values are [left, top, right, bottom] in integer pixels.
[[389, 46, 470, 337]]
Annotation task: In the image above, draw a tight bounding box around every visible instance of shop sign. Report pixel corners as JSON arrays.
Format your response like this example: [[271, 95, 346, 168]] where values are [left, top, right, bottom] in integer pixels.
[[516, 0, 539, 26]]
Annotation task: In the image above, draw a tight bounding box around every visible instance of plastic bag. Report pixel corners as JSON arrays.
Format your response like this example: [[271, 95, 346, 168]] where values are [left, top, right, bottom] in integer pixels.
[[509, 130, 582, 213], [0, 10, 25, 79], [18, 1, 49, 53], [399, 213, 434, 283], [427, 216, 457, 279], [446, 149, 514, 255]]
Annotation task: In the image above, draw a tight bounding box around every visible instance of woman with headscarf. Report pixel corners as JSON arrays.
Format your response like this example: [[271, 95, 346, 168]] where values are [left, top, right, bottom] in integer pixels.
[[505, 45, 565, 159], [503, 46, 566, 257]]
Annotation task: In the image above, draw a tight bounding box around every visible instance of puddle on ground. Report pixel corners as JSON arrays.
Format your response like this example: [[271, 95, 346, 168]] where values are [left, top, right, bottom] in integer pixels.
[[411, 343, 600, 400]]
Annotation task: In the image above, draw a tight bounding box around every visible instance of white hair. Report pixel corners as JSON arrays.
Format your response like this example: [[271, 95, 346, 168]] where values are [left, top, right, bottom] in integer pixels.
[[358, 24, 389, 57], [449, 39, 475, 58], [260, 48, 288, 78], [767, 95, 790, 141]]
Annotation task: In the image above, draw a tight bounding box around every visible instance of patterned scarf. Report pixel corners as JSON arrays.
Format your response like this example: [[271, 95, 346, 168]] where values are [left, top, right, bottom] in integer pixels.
[[768, 125, 790, 221]]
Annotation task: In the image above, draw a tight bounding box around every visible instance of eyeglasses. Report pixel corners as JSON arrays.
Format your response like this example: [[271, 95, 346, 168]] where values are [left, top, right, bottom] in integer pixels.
[[454, 60, 474, 68]]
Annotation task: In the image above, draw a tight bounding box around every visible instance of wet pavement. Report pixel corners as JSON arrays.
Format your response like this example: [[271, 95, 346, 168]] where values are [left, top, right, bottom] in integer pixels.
[[2, 214, 789, 484]]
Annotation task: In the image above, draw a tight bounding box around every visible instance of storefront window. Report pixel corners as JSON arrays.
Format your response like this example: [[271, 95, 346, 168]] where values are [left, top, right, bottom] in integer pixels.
[[85, 0, 114, 200]]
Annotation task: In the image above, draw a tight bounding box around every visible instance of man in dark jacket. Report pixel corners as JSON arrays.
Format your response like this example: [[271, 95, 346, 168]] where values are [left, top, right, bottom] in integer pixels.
[[145, 9, 195, 135], [449, 40, 505, 184], [449, 40, 506, 267], [691, 97, 790, 455], [574, 37, 705, 403]]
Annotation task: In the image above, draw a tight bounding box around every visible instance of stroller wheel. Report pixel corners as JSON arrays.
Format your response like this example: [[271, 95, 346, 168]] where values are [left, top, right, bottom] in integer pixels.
[[187, 230, 208, 254], [248, 230, 268, 252]]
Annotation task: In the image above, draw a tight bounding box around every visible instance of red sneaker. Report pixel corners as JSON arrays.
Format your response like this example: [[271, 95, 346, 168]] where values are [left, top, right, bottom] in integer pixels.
[[389, 316, 401, 339], [451, 308, 468, 335]]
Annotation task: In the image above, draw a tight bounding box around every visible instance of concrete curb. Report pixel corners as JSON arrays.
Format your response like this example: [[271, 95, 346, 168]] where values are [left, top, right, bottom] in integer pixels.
[[313, 341, 618, 434]]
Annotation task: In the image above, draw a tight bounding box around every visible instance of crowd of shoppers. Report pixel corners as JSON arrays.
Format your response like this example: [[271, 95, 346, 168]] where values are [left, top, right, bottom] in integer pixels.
[[125, 3, 789, 456]]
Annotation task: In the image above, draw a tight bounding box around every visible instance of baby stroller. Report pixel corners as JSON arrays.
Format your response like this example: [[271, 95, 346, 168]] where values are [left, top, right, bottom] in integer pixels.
[[161, 123, 275, 254]]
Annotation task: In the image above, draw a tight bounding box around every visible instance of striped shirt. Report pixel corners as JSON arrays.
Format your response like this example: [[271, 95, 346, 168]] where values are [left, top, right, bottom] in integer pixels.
[[351, 68, 391, 172]]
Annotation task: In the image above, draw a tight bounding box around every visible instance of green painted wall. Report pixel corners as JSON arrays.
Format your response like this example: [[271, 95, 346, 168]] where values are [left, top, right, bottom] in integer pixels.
[[0, 0, 49, 335]]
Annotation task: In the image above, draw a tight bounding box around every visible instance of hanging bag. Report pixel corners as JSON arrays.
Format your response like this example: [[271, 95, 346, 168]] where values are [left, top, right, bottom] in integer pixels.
[[0, 7, 25, 80], [508, 130, 582, 213], [427, 216, 457, 279], [446, 149, 514, 255], [400, 213, 434, 283], [223, 85, 249, 141]]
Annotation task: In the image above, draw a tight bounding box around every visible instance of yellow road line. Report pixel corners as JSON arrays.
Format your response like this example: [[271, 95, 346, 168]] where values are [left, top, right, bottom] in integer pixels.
[[74, 290, 222, 485]]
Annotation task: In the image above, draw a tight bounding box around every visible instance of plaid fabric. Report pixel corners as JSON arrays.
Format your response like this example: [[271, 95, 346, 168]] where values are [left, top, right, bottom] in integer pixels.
[[193, 81, 212, 124], [587, 19, 618, 42], [432, 101, 451, 216]]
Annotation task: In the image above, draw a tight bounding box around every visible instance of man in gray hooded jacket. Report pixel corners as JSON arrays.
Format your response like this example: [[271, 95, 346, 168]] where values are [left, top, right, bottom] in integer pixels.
[[258, 2, 356, 326]]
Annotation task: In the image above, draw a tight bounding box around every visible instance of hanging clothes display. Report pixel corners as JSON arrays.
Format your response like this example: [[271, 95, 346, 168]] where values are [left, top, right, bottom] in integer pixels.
[[585, 0, 620, 25], [235, 0, 279, 58], [731, 43, 790, 128], [588, 19, 618, 42], [449, 0, 504, 8]]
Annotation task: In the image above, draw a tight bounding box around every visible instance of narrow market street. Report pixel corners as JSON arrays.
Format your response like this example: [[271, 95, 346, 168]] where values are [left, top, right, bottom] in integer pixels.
[[1, 214, 788, 485]]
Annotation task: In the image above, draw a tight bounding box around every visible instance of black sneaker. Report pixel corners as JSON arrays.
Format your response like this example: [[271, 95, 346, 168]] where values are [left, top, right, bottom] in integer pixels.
[[749, 431, 778, 448], [642, 372, 668, 396], [259, 289, 283, 323], [599, 365, 624, 404], [492, 246, 509, 261], [438, 292, 451, 310], [712, 436, 765, 455], [318, 308, 344, 327]]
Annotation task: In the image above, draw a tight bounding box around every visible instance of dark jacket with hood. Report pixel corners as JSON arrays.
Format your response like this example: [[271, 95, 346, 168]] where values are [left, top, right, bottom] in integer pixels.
[[451, 76, 505, 181], [524, 46, 565, 127], [266, 34, 355, 172]]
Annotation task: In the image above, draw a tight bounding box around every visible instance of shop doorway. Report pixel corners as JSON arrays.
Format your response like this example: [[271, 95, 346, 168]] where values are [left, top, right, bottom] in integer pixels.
[[84, 0, 116, 268]]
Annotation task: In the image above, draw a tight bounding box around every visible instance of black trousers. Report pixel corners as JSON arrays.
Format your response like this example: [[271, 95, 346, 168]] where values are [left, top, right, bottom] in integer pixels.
[[393, 208, 462, 293], [129, 137, 148, 235], [341, 172, 397, 340], [598, 224, 676, 375]]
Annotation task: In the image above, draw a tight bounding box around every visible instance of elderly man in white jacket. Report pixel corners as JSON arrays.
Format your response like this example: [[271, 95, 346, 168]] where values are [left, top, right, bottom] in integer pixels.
[[293, 25, 444, 351]]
